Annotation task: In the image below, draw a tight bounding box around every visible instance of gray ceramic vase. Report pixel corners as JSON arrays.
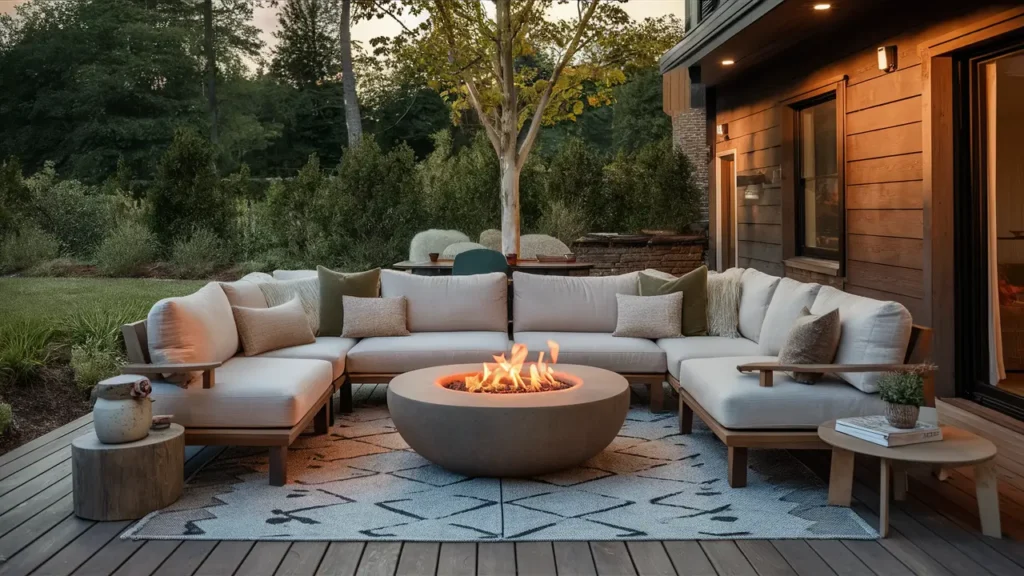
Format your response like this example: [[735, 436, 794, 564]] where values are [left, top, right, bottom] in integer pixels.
[[93, 374, 154, 444]]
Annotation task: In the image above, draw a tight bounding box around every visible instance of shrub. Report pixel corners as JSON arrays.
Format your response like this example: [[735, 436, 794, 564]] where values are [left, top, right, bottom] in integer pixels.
[[0, 157, 32, 239], [25, 162, 115, 256], [61, 303, 150, 352], [0, 403, 12, 436], [545, 138, 603, 230], [878, 371, 927, 407], [266, 155, 329, 265], [604, 138, 702, 233], [26, 258, 82, 277], [536, 200, 589, 247], [171, 228, 227, 279], [234, 197, 277, 263], [71, 343, 121, 391], [419, 131, 500, 237], [0, 225, 60, 273], [95, 220, 158, 277], [0, 322, 53, 387]]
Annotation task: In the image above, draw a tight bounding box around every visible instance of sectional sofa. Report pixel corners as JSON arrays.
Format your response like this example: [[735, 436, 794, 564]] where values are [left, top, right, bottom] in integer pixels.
[[121, 266, 931, 486]]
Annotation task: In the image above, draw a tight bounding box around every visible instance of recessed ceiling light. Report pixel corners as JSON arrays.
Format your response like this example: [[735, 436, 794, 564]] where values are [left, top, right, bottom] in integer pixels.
[[721, 59, 735, 66], [813, 3, 832, 10]]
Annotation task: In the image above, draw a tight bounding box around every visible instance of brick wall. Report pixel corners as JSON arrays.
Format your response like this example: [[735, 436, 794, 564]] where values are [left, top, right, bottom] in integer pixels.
[[573, 235, 708, 277], [672, 107, 709, 222]]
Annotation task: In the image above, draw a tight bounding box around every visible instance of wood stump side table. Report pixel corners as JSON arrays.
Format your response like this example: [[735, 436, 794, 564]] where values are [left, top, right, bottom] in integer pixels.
[[818, 421, 1000, 538], [72, 423, 185, 521]]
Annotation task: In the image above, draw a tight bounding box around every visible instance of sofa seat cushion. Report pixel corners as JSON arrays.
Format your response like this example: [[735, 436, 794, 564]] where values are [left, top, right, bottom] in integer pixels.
[[257, 337, 357, 380], [678, 356, 885, 429], [150, 357, 332, 429], [514, 332, 666, 374], [657, 336, 761, 379], [346, 332, 510, 374]]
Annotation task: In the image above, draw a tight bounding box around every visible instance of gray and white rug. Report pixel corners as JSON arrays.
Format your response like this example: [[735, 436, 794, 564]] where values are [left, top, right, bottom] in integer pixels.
[[123, 402, 876, 541]]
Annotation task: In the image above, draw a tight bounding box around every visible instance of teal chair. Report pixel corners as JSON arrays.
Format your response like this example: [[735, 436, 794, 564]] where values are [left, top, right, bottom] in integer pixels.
[[452, 249, 509, 276]]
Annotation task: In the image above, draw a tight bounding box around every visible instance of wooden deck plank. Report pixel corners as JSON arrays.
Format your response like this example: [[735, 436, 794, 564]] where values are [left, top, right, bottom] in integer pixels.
[[734, 540, 795, 576], [31, 520, 129, 576], [840, 540, 914, 576], [0, 459, 71, 516], [590, 541, 636, 576], [700, 541, 757, 576], [436, 542, 474, 576], [72, 536, 145, 576], [151, 540, 218, 576], [0, 425, 91, 484], [848, 499, 955, 576], [805, 540, 873, 576], [771, 541, 836, 576], [353, 542, 400, 576], [662, 541, 716, 576], [0, 514, 93, 576], [351, 385, 376, 407], [194, 541, 255, 576], [394, 542, 438, 576], [0, 476, 71, 539], [111, 541, 181, 576], [476, 543, 514, 576], [0, 415, 92, 469], [0, 493, 74, 562], [553, 541, 596, 576], [626, 541, 675, 576], [367, 385, 388, 406], [314, 542, 364, 576], [236, 542, 292, 576], [0, 447, 70, 496], [276, 542, 329, 576], [516, 542, 557, 576]]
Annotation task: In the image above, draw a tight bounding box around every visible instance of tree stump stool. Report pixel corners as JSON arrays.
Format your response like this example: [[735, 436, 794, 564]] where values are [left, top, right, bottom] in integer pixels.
[[72, 423, 185, 521]]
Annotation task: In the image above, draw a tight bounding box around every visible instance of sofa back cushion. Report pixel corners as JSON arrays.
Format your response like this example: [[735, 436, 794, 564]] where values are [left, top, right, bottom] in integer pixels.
[[273, 269, 317, 280], [380, 270, 507, 332], [759, 278, 822, 355], [738, 268, 780, 343], [260, 277, 321, 335], [514, 271, 638, 333], [810, 286, 913, 393], [639, 267, 708, 336], [147, 282, 238, 381]]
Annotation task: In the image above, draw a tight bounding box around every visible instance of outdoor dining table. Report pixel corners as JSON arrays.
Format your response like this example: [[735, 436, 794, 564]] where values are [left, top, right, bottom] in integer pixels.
[[392, 260, 594, 276]]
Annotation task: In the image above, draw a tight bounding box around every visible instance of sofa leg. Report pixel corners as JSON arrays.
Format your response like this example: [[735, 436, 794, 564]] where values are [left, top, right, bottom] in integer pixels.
[[339, 377, 353, 413], [269, 446, 288, 486], [679, 400, 693, 435], [314, 403, 329, 435], [648, 381, 665, 413], [328, 390, 336, 426], [728, 447, 748, 488]]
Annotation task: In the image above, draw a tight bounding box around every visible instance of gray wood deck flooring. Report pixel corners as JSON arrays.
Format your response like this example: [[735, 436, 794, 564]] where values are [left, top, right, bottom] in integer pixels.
[[1, 384, 1022, 576]]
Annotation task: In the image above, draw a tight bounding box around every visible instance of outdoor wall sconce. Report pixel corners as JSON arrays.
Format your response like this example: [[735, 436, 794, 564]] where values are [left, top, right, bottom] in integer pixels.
[[744, 183, 762, 200], [717, 123, 728, 139], [877, 45, 898, 73]]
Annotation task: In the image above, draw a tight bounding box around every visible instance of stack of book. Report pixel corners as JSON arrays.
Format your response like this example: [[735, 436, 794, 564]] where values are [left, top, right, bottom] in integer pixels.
[[835, 415, 943, 447]]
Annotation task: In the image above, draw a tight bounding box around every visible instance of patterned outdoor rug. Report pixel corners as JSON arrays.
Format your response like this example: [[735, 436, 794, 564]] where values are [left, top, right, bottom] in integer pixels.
[[123, 401, 877, 541]]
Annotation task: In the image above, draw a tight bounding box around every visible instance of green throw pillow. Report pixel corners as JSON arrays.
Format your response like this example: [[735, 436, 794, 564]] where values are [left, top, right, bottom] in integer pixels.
[[318, 266, 381, 337], [639, 266, 708, 336]]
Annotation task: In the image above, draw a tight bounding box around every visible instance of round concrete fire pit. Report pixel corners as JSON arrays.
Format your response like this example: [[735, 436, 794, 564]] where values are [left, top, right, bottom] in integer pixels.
[[387, 364, 630, 477]]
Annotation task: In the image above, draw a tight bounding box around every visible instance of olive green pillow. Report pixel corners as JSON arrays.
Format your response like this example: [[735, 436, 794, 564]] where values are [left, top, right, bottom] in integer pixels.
[[639, 266, 708, 336], [318, 266, 381, 337]]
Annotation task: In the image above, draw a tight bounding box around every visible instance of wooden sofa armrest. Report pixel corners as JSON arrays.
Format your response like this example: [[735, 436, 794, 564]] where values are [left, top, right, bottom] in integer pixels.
[[736, 362, 934, 389], [121, 362, 221, 389]]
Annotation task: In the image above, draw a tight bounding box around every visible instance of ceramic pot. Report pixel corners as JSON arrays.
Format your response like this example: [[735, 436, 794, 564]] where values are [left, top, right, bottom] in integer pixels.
[[885, 403, 919, 429], [93, 375, 154, 444]]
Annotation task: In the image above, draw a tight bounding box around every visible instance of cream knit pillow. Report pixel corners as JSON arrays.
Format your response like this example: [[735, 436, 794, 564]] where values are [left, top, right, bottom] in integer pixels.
[[232, 297, 316, 356], [259, 277, 320, 334], [707, 268, 743, 337], [613, 293, 683, 338], [341, 296, 410, 338]]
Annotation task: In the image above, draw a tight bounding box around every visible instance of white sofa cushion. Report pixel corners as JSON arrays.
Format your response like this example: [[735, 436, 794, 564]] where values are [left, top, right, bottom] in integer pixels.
[[219, 279, 268, 309], [513, 272, 639, 333], [656, 336, 762, 379], [150, 356, 332, 428], [346, 331, 510, 373], [678, 356, 886, 429], [514, 331, 666, 373], [147, 283, 238, 385], [273, 269, 317, 280], [257, 336, 357, 380], [758, 278, 822, 355], [738, 269, 780, 343], [810, 286, 913, 393], [380, 270, 507, 332]]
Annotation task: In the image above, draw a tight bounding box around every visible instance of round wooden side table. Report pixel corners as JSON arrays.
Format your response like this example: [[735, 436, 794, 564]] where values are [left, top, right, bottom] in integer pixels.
[[818, 421, 999, 538], [72, 424, 185, 521]]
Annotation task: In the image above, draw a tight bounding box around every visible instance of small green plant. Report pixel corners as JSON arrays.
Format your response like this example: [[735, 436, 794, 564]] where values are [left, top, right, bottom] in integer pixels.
[[0, 225, 60, 273], [171, 228, 226, 279], [95, 220, 158, 277], [61, 304, 149, 352], [0, 402, 12, 436], [71, 343, 122, 391], [0, 322, 54, 387], [878, 370, 926, 407]]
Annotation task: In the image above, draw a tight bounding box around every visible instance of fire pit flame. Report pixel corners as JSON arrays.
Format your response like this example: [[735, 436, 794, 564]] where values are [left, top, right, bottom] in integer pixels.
[[463, 340, 564, 393]]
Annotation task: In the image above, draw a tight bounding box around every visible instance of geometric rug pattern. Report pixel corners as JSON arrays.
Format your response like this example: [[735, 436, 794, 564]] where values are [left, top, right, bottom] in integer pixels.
[[123, 401, 877, 541]]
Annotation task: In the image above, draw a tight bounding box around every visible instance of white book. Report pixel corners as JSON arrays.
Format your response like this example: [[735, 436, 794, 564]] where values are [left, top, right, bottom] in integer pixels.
[[835, 415, 943, 447]]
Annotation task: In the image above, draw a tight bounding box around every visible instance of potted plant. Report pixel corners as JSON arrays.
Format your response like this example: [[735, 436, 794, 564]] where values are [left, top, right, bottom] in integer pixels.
[[877, 370, 926, 429]]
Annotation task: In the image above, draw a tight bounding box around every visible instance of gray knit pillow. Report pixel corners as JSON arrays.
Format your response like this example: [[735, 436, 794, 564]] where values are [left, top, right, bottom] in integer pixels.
[[341, 296, 411, 338], [259, 277, 320, 334], [613, 292, 683, 339], [778, 307, 841, 384]]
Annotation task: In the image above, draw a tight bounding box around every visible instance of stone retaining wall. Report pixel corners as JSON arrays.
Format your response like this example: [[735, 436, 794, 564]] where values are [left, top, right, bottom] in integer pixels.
[[572, 234, 708, 277]]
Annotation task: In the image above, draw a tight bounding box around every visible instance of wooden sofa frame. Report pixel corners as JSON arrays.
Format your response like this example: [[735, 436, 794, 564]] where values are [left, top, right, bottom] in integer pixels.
[[121, 320, 333, 486], [668, 325, 935, 488]]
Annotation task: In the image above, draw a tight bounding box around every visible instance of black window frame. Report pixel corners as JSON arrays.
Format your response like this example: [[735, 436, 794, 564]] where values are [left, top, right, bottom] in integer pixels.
[[793, 92, 843, 261]]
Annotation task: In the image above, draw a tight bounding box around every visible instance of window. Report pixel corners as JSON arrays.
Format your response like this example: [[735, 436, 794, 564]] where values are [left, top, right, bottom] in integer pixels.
[[795, 96, 841, 259]]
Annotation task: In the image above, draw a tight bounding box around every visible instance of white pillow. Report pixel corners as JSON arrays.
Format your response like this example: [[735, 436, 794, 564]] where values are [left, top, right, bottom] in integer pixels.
[[259, 277, 321, 334], [272, 269, 317, 280], [738, 268, 780, 343], [613, 293, 683, 338], [810, 286, 913, 393], [380, 270, 507, 332], [147, 283, 238, 385], [514, 272, 639, 333], [759, 278, 822, 355]]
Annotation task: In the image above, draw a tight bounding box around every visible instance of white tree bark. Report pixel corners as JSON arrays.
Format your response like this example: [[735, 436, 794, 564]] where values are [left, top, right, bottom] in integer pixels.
[[339, 0, 362, 146], [500, 149, 521, 256]]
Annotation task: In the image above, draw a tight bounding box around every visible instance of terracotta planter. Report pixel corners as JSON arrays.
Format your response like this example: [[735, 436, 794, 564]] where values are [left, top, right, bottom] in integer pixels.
[[885, 403, 919, 429]]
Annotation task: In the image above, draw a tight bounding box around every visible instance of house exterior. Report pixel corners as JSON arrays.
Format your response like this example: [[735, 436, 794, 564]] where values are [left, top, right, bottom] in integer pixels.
[[662, 0, 1024, 420]]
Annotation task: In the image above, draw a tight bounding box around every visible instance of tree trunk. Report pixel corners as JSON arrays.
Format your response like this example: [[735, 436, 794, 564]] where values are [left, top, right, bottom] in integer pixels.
[[339, 0, 362, 146], [496, 0, 519, 256], [203, 0, 218, 145], [500, 149, 520, 256]]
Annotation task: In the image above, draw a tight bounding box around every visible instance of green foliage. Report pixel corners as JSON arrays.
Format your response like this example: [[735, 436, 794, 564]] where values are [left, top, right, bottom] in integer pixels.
[[878, 371, 927, 407], [266, 154, 331, 266], [0, 402, 12, 436], [0, 158, 32, 238], [60, 303, 150, 352], [0, 322, 53, 387], [544, 138, 603, 230], [70, 343, 122, 391], [95, 220, 158, 277], [171, 228, 227, 279], [0, 225, 61, 273], [419, 132, 500, 237], [605, 138, 702, 233], [270, 0, 339, 87], [25, 163, 116, 256], [610, 69, 672, 154], [26, 258, 82, 278], [536, 199, 590, 247]]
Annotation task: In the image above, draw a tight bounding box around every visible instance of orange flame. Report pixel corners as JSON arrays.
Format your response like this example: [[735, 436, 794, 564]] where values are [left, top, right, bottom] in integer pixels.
[[464, 340, 561, 392]]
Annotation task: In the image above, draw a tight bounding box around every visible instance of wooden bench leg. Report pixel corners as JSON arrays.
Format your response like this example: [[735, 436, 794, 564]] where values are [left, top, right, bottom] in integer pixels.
[[679, 400, 693, 435], [975, 459, 1002, 538], [339, 377, 353, 413], [879, 458, 890, 538], [728, 447, 748, 488], [269, 446, 288, 486], [313, 403, 329, 435], [827, 448, 854, 506], [648, 381, 665, 413]]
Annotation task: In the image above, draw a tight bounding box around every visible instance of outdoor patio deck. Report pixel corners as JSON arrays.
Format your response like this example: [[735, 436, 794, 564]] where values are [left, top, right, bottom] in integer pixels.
[[2, 385, 1023, 576]]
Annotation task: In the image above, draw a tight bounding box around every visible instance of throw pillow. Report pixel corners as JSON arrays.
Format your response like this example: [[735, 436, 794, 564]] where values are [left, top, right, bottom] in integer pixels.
[[341, 296, 410, 338], [778, 307, 841, 383], [232, 297, 316, 356], [259, 277, 320, 334], [759, 278, 823, 355], [639, 266, 708, 336], [706, 268, 743, 338], [318, 266, 381, 337], [612, 293, 683, 339]]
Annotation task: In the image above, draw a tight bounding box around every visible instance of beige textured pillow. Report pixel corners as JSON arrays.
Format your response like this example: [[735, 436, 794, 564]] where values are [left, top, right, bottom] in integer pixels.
[[232, 297, 316, 356], [341, 296, 410, 338], [613, 293, 683, 339], [778, 307, 841, 384], [259, 277, 320, 334]]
